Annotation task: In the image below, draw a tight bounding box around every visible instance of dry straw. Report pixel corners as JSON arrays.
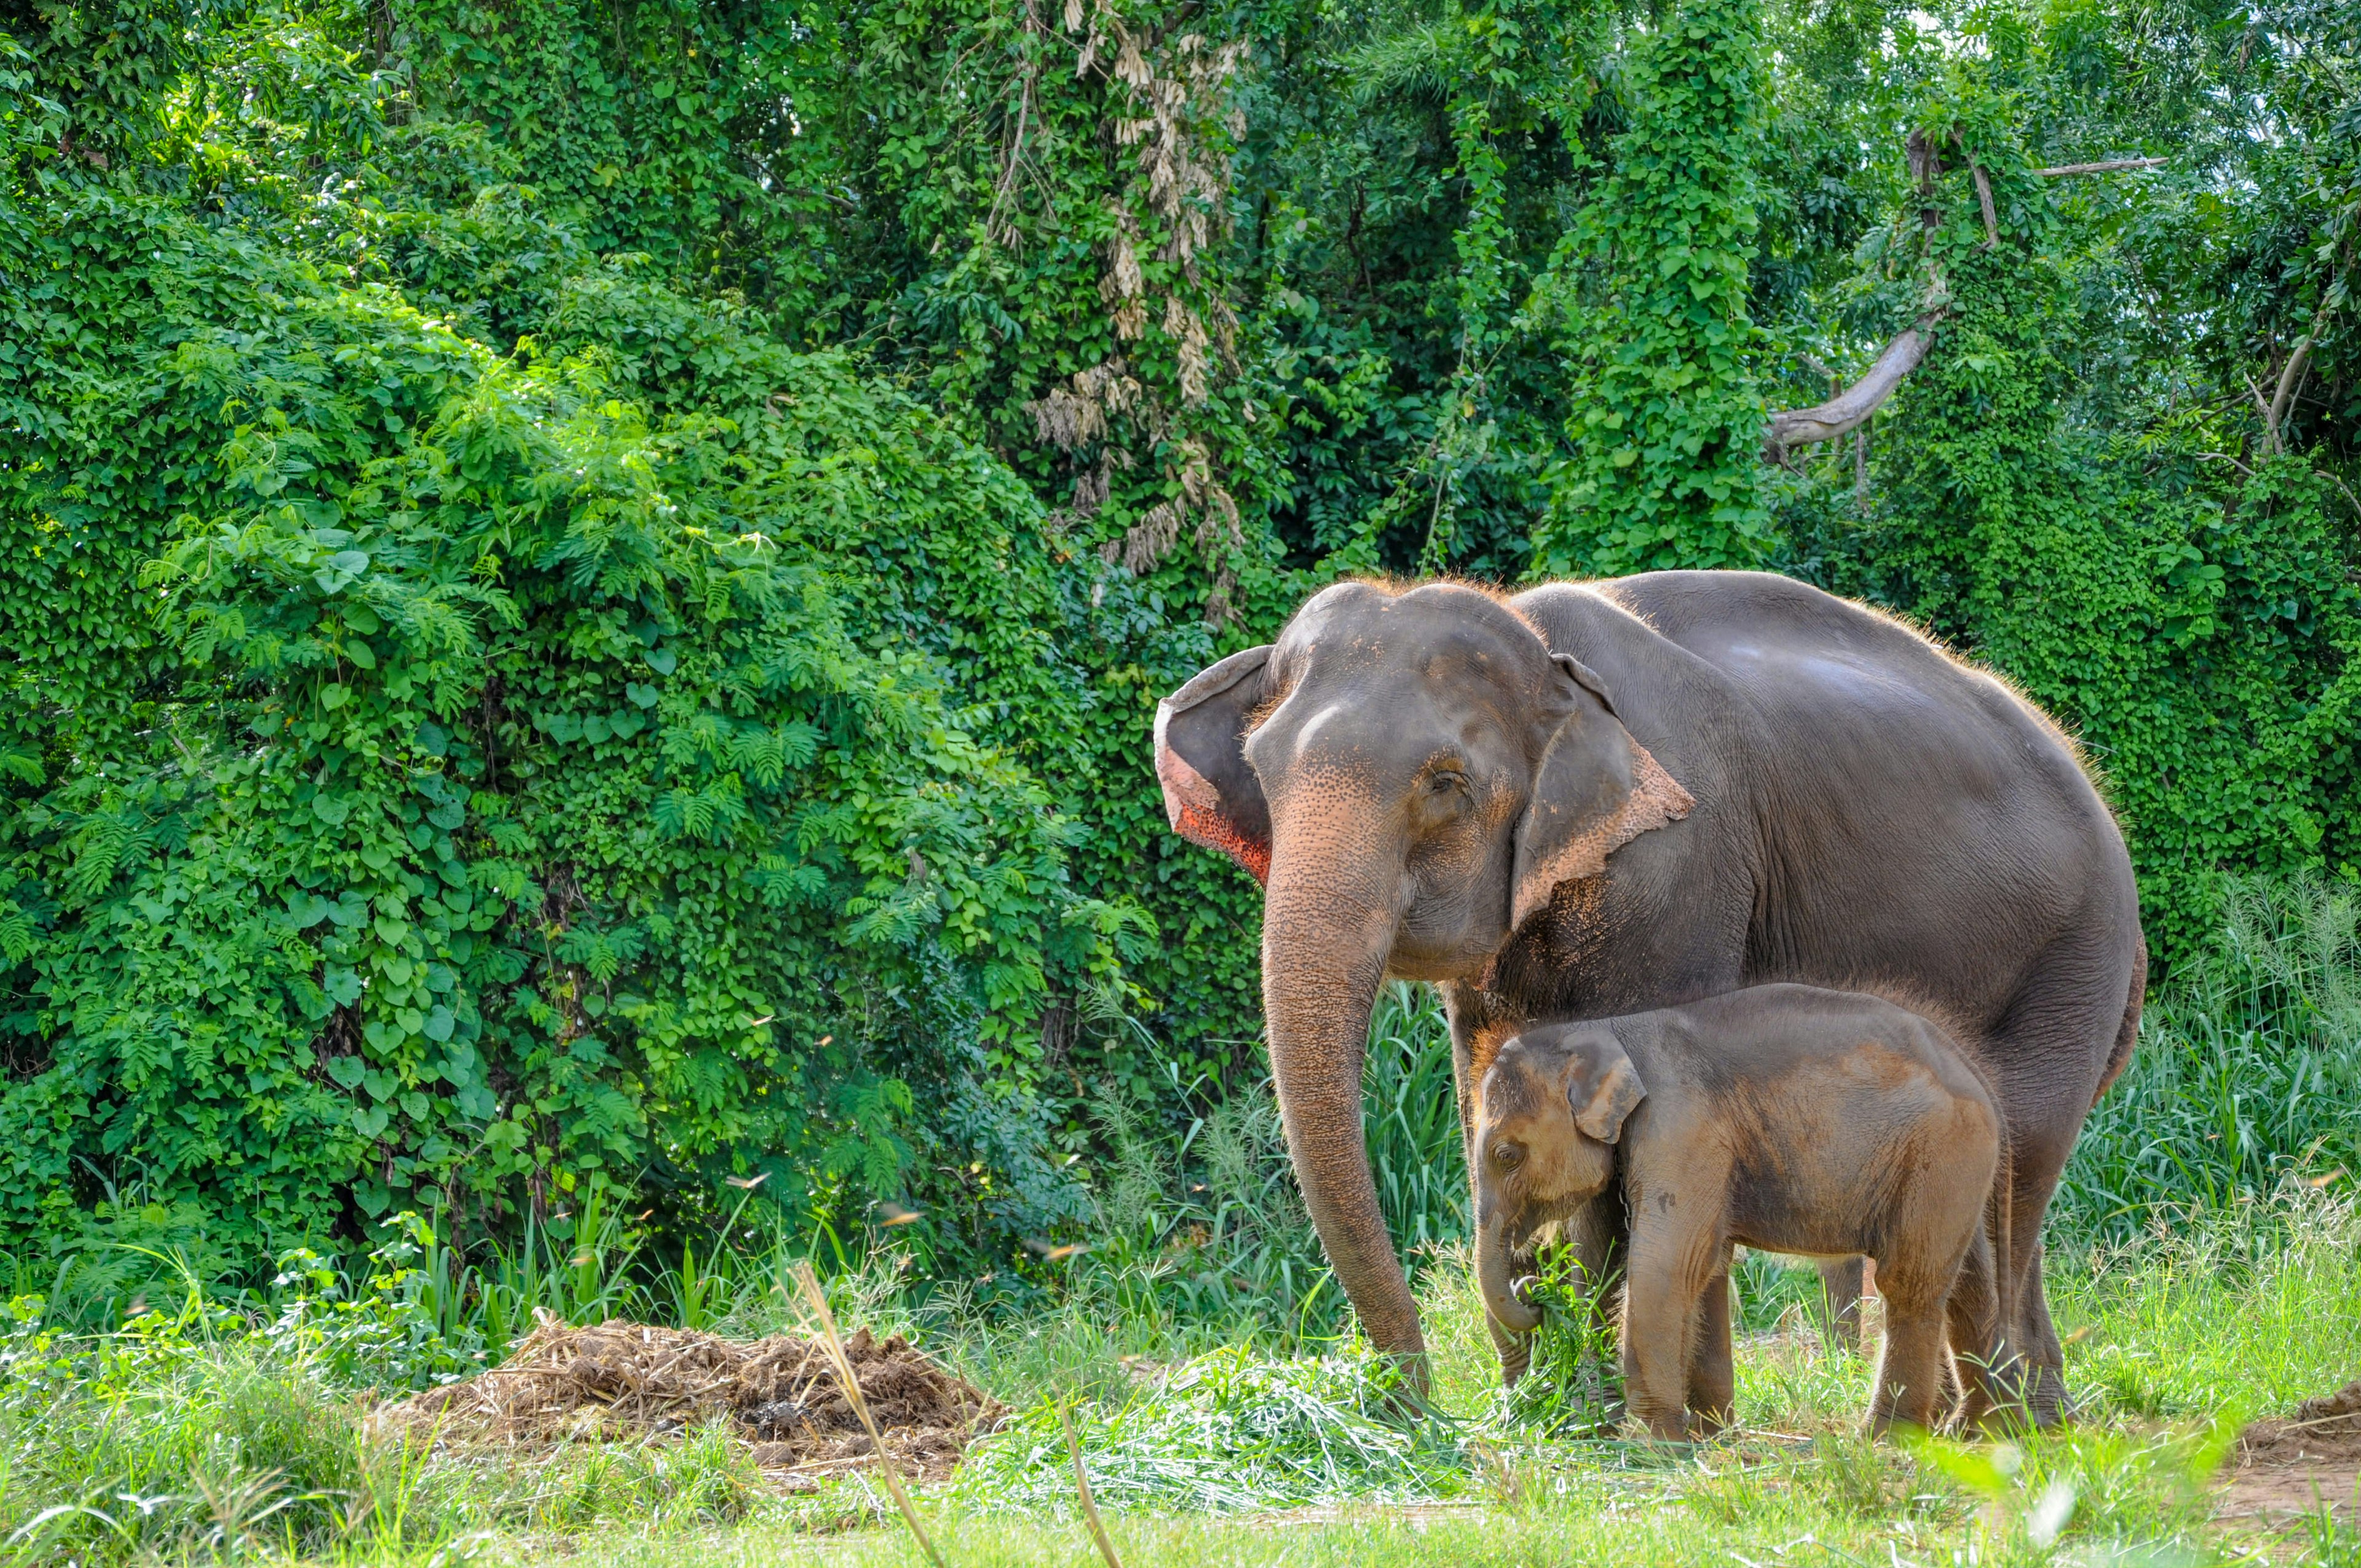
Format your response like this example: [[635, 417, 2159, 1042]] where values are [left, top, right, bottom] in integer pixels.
[[789, 1261, 946, 1568], [1060, 1401, 1124, 1568]]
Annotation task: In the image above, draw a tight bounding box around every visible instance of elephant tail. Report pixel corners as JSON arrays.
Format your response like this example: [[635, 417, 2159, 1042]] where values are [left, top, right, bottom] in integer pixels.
[[1985, 1091, 2018, 1408], [2092, 929, 2149, 1106]]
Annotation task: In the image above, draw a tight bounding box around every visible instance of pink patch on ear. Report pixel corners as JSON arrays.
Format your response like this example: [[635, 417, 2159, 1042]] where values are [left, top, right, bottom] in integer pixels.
[[1509, 741, 1695, 930], [1154, 699, 1271, 884], [1173, 802, 1271, 884]]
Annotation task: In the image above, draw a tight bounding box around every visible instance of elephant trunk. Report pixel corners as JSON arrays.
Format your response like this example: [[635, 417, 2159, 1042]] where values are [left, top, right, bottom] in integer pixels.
[[1260, 833, 1426, 1375], [1477, 1207, 1541, 1336]]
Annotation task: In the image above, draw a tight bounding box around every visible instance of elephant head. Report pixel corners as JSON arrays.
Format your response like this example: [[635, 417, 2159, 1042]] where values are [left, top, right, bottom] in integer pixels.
[[1472, 1025, 1647, 1334], [1153, 582, 1691, 1363]]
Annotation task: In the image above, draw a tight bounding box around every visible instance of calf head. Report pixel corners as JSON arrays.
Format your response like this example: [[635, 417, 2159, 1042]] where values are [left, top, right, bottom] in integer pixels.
[[1474, 1024, 1647, 1333]]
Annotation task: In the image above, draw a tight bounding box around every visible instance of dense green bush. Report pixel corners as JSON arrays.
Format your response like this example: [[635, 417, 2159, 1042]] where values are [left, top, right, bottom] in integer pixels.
[[0, 93, 1150, 1257]]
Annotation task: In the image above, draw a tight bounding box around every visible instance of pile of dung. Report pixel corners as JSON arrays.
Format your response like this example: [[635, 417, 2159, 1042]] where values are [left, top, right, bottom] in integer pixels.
[[2237, 1379, 2361, 1465], [374, 1313, 1003, 1486]]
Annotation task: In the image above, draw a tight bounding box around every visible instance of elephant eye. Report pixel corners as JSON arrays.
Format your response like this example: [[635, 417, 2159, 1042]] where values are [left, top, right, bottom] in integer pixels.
[[1427, 770, 1466, 796]]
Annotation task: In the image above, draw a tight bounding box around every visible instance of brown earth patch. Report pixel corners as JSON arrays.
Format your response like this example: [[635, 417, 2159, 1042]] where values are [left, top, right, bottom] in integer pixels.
[[372, 1313, 1002, 1489], [2218, 1380, 2361, 1525]]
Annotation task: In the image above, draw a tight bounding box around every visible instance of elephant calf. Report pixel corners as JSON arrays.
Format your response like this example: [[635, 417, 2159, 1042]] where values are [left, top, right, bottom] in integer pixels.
[[1474, 984, 2009, 1439]]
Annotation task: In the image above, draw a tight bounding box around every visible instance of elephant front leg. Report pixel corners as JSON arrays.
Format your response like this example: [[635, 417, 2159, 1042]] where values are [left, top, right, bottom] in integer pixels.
[[1444, 982, 1533, 1385], [1620, 1220, 1704, 1441], [1685, 1265, 1735, 1435]]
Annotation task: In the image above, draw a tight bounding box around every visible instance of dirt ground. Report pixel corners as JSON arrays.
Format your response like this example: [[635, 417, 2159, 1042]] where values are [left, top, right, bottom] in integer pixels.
[[2218, 1380, 2361, 1526], [373, 1313, 1002, 1489]]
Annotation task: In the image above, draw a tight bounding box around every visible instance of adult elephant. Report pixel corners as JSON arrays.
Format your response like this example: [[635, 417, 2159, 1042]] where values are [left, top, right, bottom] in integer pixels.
[[1153, 572, 2143, 1419]]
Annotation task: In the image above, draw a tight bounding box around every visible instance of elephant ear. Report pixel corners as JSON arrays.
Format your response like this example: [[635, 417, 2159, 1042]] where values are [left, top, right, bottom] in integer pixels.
[[1154, 646, 1275, 884], [1564, 1036, 1647, 1144], [1509, 654, 1696, 931]]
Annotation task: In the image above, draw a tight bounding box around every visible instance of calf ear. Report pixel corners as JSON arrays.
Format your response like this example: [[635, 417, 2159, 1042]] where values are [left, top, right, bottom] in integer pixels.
[[1154, 646, 1275, 884], [1566, 1039, 1647, 1144], [1509, 654, 1694, 930]]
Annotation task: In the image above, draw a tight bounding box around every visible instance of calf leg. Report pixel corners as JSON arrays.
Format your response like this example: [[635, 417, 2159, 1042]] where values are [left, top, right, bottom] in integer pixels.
[[1687, 1266, 1735, 1435], [1816, 1256, 1865, 1351], [1943, 1229, 2019, 1431], [1623, 1221, 1712, 1440], [1870, 1296, 1952, 1435]]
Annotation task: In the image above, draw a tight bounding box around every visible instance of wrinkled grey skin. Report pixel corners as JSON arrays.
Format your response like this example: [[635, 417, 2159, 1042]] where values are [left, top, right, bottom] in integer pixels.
[[1153, 571, 2144, 1419], [1474, 989, 2011, 1439]]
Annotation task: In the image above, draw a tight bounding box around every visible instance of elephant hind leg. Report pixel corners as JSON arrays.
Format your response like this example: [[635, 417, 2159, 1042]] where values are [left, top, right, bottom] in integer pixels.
[[1942, 1229, 2014, 1431], [1816, 1256, 1865, 1351], [1985, 925, 2143, 1426]]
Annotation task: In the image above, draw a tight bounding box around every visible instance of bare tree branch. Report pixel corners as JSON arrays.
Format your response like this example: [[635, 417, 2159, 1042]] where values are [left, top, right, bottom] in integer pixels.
[[2034, 157, 2167, 176], [1763, 296, 1948, 458], [1969, 161, 1999, 248], [2266, 331, 2316, 453], [1950, 130, 2000, 249]]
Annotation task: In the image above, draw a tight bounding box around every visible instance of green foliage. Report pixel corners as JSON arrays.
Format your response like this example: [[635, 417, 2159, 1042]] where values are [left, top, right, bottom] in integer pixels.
[[954, 1347, 1464, 1512], [2057, 874, 2361, 1241], [1821, 89, 2361, 956], [1529, 0, 1772, 576], [0, 31, 1142, 1261], [0, 0, 2357, 1284]]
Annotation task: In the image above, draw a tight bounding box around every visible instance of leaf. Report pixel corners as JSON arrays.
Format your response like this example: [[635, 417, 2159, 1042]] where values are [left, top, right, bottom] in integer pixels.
[[327, 1055, 366, 1088], [423, 1005, 455, 1042], [323, 966, 363, 1005], [646, 647, 678, 675], [319, 684, 350, 711], [625, 682, 660, 708], [285, 891, 332, 928]]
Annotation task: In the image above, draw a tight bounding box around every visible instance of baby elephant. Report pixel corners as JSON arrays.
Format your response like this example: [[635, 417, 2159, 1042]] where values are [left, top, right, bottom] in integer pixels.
[[1476, 983, 2008, 1439]]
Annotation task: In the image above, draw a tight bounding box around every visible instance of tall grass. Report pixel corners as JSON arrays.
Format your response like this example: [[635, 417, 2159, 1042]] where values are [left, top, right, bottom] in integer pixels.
[[1049, 981, 1466, 1342], [2057, 873, 2361, 1243]]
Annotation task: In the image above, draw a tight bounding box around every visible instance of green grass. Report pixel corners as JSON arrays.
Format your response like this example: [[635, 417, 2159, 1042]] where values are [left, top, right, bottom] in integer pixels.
[[9, 1189, 2357, 1564], [3, 876, 2357, 1564]]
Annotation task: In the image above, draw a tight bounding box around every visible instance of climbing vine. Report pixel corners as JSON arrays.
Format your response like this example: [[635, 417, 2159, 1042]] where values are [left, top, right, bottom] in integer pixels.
[[1529, 0, 1772, 577]]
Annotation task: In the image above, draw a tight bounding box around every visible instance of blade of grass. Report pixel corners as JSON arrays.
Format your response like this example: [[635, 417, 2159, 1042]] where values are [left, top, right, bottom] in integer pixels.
[[1061, 1401, 1123, 1568], [789, 1261, 946, 1568]]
